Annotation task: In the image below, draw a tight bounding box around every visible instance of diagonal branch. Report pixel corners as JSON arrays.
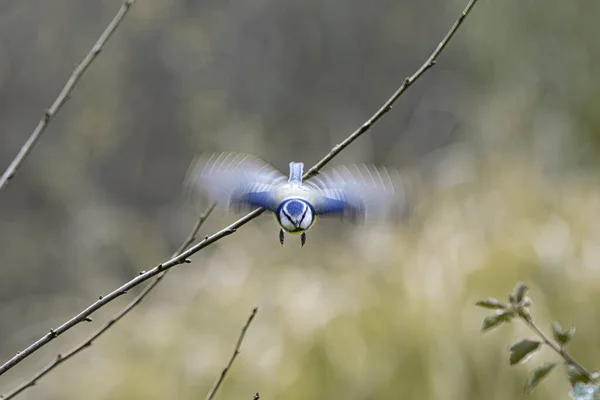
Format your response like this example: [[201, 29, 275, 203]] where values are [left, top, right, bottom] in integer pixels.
[[0, 0, 136, 192], [0, 204, 215, 400], [0, 0, 481, 378], [205, 307, 258, 400], [304, 0, 479, 179]]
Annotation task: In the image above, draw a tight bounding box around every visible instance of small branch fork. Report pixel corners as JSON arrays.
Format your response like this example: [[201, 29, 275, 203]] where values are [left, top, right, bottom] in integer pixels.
[[521, 314, 594, 382], [0, 0, 481, 387], [0, 204, 215, 400], [0, 0, 136, 192], [205, 307, 258, 400]]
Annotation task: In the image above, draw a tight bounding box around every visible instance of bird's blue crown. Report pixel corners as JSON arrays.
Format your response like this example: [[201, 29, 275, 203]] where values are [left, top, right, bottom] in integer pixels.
[[283, 199, 305, 217]]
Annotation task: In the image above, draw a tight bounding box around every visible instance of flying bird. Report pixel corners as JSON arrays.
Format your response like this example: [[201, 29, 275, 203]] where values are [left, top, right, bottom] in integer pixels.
[[187, 152, 403, 247]]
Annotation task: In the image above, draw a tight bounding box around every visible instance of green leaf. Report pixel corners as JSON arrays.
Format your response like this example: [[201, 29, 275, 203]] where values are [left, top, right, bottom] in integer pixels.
[[475, 298, 507, 309], [481, 309, 514, 333], [519, 296, 532, 307], [516, 307, 531, 321], [552, 321, 576, 346], [513, 282, 528, 304], [524, 362, 557, 394], [568, 365, 592, 386], [552, 321, 563, 339], [509, 338, 541, 365]]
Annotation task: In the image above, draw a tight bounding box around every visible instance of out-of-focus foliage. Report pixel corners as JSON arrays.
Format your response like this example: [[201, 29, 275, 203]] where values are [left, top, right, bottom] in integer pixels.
[[0, 0, 599, 399], [571, 384, 600, 400]]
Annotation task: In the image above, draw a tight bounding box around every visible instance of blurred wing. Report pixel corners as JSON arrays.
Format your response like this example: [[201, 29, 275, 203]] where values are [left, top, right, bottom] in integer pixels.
[[307, 165, 402, 221], [186, 152, 287, 212]]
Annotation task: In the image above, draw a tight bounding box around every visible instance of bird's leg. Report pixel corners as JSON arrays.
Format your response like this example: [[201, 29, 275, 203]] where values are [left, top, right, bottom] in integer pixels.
[[279, 229, 285, 247], [300, 232, 306, 247]]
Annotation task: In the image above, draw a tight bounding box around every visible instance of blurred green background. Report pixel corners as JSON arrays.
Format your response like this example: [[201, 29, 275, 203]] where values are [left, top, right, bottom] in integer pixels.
[[1, 0, 600, 399]]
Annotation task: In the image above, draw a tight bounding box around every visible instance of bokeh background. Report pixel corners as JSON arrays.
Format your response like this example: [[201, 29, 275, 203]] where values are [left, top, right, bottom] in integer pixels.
[[1, 0, 600, 399]]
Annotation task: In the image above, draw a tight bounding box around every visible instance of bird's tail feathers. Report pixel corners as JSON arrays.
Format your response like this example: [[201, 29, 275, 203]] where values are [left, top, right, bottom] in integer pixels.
[[288, 162, 304, 183]]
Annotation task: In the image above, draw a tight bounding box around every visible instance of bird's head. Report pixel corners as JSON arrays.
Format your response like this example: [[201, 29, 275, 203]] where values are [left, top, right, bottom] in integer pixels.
[[276, 198, 314, 233]]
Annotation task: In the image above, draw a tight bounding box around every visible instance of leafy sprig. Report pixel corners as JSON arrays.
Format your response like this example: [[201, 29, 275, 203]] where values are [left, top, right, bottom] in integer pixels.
[[476, 282, 599, 396]]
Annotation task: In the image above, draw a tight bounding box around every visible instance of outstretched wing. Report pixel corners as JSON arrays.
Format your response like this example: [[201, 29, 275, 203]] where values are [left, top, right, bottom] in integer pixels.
[[307, 165, 403, 222], [186, 152, 287, 212]]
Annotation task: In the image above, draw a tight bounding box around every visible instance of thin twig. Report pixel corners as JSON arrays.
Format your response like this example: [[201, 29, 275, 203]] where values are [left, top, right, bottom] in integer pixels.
[[0, 208, 263, 377], [0, 205, 215, 400], [0, 0, 136, 192], [205, 308, 258, 400], [520, 314, 594, 381], [0, 0, 481, 377], [303, 0, 479, 180]]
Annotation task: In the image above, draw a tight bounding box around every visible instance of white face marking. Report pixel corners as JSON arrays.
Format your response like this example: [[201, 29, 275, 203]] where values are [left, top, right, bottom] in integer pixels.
[[278, 210, 296, 232], [298, 207, 313, 230]]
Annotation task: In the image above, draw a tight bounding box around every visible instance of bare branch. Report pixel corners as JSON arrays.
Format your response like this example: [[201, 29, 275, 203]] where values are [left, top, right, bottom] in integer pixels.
[[0, 0, 136, 192], [0, 0, 481, 377], [304, 0, 479, 180], [0, 208, 262, 377], [0, 204, 215, 400], [205, 307, 258, 400]]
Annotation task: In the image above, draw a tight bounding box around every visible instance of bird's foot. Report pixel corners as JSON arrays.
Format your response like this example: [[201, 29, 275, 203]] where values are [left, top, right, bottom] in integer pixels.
[[300, 232, 306, 247], [279, 229, 285, 247]]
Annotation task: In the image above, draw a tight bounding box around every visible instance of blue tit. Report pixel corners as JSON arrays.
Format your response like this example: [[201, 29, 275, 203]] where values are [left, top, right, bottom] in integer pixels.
[[187, 152, 401, 247]]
